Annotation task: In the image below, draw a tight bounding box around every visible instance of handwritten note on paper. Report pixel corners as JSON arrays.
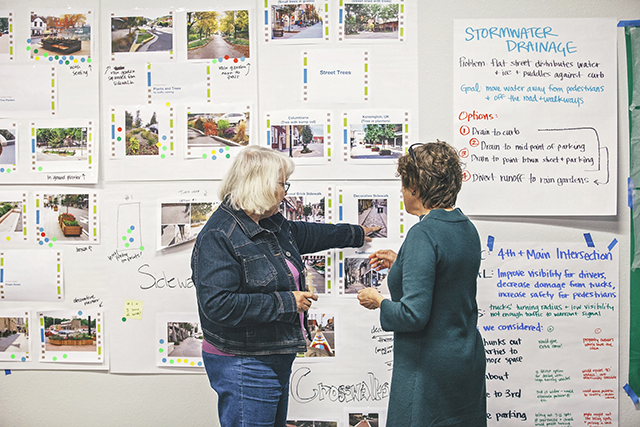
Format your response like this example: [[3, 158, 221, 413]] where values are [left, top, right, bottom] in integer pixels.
[[478, 242, 618, 426], [123, 299, 143, 320], [453, 19, 617, 215]]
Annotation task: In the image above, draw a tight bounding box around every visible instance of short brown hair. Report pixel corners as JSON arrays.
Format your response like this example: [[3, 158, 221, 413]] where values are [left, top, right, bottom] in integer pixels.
[[397, 141, 462, 209]]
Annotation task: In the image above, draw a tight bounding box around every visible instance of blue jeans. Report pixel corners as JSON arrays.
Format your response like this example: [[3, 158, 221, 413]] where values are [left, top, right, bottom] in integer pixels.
[[203, 351, 297, 427]]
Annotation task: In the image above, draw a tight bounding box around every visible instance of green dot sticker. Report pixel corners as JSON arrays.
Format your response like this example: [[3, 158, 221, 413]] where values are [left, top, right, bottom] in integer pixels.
[[52, 237, 57, 242], [162, 146, 167, 151], [212, 59, 218, 64], [160, 154, 166, 159], [140, 246, 145, 251], [125, 243, 130, 248], [121, 317, 127, 322], [10, 354, 15, 359], [127, 229, 132, 234], [159, 348, 164, 353], [63, 354, 68, 359], [122, 236, 127, 241], [52, 357, 57, 361], [226, 154, 231, 159], [87, 58, 92, 63], [26, 46, 31, 51], [202, 154, 207, 159], [38, 166, 43, 171], [48, 243, 53, 248], [117, 137, 121, 141]]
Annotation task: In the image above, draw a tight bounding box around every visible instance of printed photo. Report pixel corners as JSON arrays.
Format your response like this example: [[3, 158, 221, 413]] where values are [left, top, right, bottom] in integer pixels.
[[0, 200, 22, 235], [111, 15, 173, 54], [160, 202, 217, 249], [344, 257, 388, 294], [43, 314, 97, 352], [302, 254, 326, 294], [0, 17, 9, 55], [187, 110, 250, 150], [358, 198, 387, 238], [0, 128, 15, 165], [0, 316, 28, 354], [303, 312, 335, 357], [287, 422, 338, 427], [36, 127, 87, 162], [271, 4, 323, 40], [125, 109, 159, 155], [30, 13, 91, 57], [349, 412, 379, 427], [166, 321, 203, 357], [349, 123, 402, 159], [187, 11, 249, 60], [279, 194, 324, 222], [42, 193, 89, 241], [271, 124, 324, 158], [344, 3, 399, 40]]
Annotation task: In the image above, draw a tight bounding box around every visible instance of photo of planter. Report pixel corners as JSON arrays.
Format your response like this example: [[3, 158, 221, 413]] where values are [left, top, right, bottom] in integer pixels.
[[30, 12, 92, 58]]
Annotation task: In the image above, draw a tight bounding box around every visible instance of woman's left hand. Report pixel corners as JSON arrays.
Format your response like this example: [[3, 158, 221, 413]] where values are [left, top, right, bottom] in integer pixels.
[[361, 226, 381, 242], [357, 287, 385, 310]]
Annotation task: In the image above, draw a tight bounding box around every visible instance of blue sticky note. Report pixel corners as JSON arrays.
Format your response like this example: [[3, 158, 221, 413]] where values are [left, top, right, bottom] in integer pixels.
[[583, 233, 595, 248]]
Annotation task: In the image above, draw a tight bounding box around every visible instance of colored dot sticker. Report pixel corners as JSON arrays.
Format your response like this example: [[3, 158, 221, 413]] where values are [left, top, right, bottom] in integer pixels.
[[158, 348, 164, 353], [10, 354, 15, 359], [38, 167, 43, 171], [162, 135, 167, 140], [224, 55, 229, 60], [170, 359, 175, 364], [212, 59, 218, 64], [124, 243, 130, 248], [166, 102, 171, 107], [156, 142, 161, 147], [226, 154, 231, 159], [63, 354, 68, 359], [140, 246, 145, 251], [159, 339, 165, 344], [6, 237, 10, 241], [127, 229, 132, 234], [21, 357, 26, 362], [129, 238, 134, 242], [219, 148, 224, 153], [52, 357, 57, 361], [212, 156, 217, 160], [162, 358, 167, 363], [202, 154, 207, 159], [38, 241, 44, 246], [121, 317, 127, 322], [78, 311, 83, 316], [130, 226, 135, 231], [52, 237, 57, 242], [48, 243, 53, 248], [234, 58, 238, 63], [160, 154, 166, 159]]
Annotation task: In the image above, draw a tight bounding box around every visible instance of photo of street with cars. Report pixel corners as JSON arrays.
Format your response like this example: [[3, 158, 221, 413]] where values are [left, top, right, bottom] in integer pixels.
[[42, 313, 97, 353]]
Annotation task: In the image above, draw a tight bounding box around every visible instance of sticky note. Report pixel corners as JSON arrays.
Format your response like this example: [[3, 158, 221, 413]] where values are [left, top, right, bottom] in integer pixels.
[[123, 299, 143, 320]]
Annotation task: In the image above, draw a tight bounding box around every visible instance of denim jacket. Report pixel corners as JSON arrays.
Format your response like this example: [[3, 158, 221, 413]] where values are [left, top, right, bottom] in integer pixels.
[[191, 199, 365, 356]]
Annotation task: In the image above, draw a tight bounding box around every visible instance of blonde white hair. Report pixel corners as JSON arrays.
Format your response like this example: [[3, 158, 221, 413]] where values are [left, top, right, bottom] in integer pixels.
[[219, 145, 295, 215]]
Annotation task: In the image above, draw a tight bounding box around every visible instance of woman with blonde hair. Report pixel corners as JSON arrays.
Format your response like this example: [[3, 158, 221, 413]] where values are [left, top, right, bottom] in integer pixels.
[[192, 145, 378, 426]]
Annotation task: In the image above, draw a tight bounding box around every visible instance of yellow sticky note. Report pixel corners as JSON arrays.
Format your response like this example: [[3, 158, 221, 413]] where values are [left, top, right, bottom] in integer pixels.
[[124, 300, 143, 320]]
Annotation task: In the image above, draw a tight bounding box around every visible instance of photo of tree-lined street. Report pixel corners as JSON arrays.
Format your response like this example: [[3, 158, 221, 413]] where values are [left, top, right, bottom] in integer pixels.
[[344, 3, 399, 39], [349, 123, 402, 159], [111, 15, 173, 53], [271, 4, 322, 40], [35, 127, 87, 162], [271, 124, 324, 158], [187, 11, 249, 60], [42, 193, 89, 242], [30, 13, 91, 57], [187, 110, 250, 150], [125, 109, 159, 156], [0, 128, 16, 165]]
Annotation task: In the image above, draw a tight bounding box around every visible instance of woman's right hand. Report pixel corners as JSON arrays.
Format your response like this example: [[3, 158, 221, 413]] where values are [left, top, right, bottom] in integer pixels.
[[369, 250, 397, 271], [293, 291, 318, 313]]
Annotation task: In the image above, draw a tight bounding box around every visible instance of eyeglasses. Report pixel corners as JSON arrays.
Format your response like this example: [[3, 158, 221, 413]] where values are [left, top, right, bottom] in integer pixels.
[[279, 182, 290, 192], [408, 143, 425, 164]]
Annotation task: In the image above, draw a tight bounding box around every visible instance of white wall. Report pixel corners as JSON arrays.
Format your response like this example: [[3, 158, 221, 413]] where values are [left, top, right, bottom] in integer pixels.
[[2, 1, 640, 426]]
